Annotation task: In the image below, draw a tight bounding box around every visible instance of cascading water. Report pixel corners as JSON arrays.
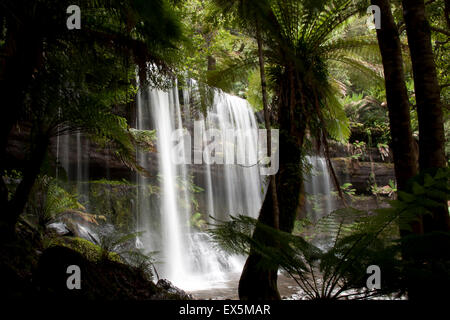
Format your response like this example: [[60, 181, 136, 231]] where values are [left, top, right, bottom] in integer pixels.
[[54, 131, 97, 241], [304, 155, 336, 222], [56, 132, 90, 206], [135, 80, 264, 290]]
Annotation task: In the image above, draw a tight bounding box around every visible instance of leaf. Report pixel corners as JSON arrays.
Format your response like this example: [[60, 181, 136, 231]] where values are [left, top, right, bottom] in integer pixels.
[[412, 182, 426, 195], [424, 173, 435, 188]]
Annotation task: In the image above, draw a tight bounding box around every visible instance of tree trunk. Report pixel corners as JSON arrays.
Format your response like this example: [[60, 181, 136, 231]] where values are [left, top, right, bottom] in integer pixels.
[[371, 0, 419, 216], [239, 64, 306, 300], [0, 134, 49, 240], [400, 0, 450, 300], [238, 184, 280, 300], [256, 20, 280, 230], [0, 16, 44, 215], [371, 0, 424, 299], [0, 21, 43, 166], [402, 0, 449, 233]]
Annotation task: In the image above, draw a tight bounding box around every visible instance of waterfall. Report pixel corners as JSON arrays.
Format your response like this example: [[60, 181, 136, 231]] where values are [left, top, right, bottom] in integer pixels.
[[54, 131, 97, 241], [57, 132, 90, 206], [304, 155, 336, 222], [149, 88, 189, 285], [135, 80, 264, 290]]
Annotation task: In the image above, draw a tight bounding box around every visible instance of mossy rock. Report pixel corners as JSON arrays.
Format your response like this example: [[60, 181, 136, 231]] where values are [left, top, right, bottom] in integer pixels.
[[34, 245, 191, 300], [46, 236, 121, 263]]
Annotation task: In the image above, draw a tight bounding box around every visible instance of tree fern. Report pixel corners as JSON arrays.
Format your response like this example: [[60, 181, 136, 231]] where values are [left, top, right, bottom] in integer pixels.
[[210, 167, 450, 299]]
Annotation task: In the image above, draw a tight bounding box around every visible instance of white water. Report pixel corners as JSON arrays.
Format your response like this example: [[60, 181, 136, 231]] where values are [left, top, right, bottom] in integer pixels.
[[135, 80, 263, 290], [54, 80, 335, 294], [56, 132, 90, 206], [53, 80, 264, 291], [150, 89, 188, 285], [304, 155, 336, 222]]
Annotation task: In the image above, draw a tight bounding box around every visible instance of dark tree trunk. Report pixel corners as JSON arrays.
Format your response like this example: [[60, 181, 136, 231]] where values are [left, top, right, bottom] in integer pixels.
[[372, 0, 418, 192], [0, 134, 49, 240], [239, 64, 306, 300], [0, 22, 43, 168], [372, 0, 420, 237], [400, 0, 450, 300], [372, 0, 424, 300], [256, 20, 280, 230], [0, 15, 44, 215], [402, 0, 449, 233], [238, 183, 280, 300], [402, 0, 446, 170]]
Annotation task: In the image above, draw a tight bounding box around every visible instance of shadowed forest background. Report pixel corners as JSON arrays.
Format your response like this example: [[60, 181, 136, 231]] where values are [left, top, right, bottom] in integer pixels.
[[0, 0, 449, 301]]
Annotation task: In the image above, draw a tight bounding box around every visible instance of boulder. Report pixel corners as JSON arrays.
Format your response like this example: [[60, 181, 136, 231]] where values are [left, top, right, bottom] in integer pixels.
[[34, 245, 192, 300]]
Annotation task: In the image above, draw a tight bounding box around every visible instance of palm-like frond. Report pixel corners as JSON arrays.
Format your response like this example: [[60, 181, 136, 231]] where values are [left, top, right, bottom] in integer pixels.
[[206, 55, 258, 93]]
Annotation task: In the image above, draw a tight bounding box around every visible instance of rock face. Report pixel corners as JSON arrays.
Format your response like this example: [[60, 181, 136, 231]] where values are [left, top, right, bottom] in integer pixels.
[[5, 124, 137, 180], [331, 157, 395, 194], [327, 141, 393, 163], [6, 122, 396, 195]]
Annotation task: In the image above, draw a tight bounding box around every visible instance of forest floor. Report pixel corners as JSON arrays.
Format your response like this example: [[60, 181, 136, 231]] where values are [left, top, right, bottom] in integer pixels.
[[0, 221, 191, 300]]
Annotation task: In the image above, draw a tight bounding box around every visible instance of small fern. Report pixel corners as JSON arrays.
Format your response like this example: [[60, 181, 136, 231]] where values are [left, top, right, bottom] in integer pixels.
[[209, 168, 450, 299]]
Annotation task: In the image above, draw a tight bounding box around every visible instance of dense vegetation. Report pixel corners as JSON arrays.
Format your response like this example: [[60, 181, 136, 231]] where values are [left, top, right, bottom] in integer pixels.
[[0, 0, 448, 300]]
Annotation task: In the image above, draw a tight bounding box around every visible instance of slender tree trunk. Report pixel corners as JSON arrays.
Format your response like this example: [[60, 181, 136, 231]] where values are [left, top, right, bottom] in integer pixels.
[[371, 0, 418, 200], [256, 20, 280, 230], [402, 0, 449, 233]]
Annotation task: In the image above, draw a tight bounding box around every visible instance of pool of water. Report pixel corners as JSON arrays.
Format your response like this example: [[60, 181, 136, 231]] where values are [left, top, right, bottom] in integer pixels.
[[186, 272, 301, 300]]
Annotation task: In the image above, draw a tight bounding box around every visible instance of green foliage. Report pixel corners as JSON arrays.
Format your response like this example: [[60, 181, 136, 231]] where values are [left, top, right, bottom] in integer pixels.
[[350, 140, 366, 160], [340, 183, 356, 196], [2, 169, 24, 201], [25, 176, 83, 232], [293, 218, 313, 236], [0, 0, 186, 228], [175, 0, 257, 97], [394, 168, 450, 229], [97, 231, 142, 262], [89, 179, 134, 186], [246, 69, 264, 112], [210, 209, 394, 299], [96, 230, 157, 280], [210, 168, 450, 299], [130, 129, 157, 152], [267, 0, 382, 144], [86, 180, 138, 232], [344, 96, 390, 145], [370, 180, 397, 198], [176, 175, 204, 194], [190, 212, 207, 230]]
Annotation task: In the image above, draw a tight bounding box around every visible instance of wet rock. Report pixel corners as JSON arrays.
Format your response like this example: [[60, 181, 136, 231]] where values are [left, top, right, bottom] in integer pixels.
[[331, 158, 395, 194], [156, 279, 193, 299], [46, 211, 103, 244], [46, 222, 71, 236]]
